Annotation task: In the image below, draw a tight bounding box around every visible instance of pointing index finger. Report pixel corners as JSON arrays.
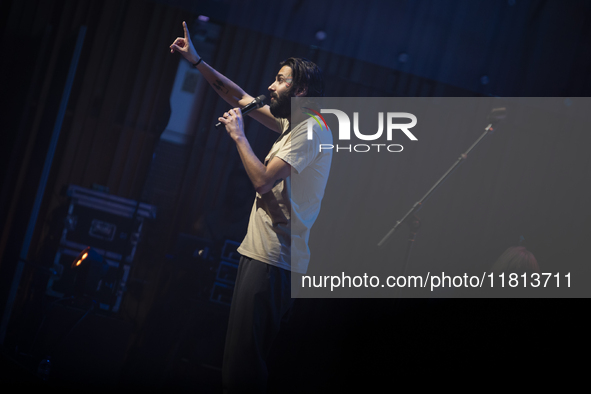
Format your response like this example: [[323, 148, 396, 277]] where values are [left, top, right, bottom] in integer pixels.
[[183, 21, 189, 38]]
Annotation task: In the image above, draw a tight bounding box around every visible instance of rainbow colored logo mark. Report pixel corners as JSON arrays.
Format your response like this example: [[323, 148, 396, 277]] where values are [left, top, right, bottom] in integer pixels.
[[302, 107, 328, 130]]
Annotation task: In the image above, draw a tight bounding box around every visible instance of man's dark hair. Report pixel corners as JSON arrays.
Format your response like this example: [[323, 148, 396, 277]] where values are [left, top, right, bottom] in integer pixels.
[[279, 57, 325, 97]]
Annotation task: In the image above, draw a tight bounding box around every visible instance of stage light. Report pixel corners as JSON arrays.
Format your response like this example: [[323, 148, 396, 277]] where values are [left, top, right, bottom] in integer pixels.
[[71, 246, 92, 268], [70, 247, 108, 298], [397, 53, 409, 63], [315, 31, 327, 41]]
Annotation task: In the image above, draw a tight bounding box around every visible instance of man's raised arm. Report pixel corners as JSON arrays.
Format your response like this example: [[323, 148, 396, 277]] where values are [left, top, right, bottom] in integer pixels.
[[170, 21, 280, 133]]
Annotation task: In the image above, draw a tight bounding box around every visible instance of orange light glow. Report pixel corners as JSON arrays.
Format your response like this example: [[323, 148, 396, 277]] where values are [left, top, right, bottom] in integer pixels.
[[71, 247, 92, 269]]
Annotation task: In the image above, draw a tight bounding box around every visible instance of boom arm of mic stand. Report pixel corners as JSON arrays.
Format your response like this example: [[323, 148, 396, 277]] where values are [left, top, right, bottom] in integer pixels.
[[377, 123, 495, 247]]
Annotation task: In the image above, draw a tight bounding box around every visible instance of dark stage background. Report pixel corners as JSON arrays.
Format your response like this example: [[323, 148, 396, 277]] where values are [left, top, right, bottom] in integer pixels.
[[1, 0, 590, 392]]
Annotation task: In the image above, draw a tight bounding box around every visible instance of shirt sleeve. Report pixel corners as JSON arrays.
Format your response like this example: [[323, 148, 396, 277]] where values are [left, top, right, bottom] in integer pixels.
[[275, 117, 289, 134], [274, 122, 321, 174]]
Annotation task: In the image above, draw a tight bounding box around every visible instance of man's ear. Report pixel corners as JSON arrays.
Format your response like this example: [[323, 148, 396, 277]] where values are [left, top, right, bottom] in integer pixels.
[[295, 86, 308, 97]]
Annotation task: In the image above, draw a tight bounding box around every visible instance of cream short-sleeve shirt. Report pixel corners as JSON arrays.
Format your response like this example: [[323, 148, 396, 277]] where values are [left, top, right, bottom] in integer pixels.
[[237, 117, 332, 274]]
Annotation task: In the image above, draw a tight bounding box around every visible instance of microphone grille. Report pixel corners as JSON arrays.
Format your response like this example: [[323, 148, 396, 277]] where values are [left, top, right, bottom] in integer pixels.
[[487, 107, 507, 124]]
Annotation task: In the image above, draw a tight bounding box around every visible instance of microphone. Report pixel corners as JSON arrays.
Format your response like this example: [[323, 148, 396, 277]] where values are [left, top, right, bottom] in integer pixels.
[[215, 95, 266, 128], [485, 107, 507, 131]]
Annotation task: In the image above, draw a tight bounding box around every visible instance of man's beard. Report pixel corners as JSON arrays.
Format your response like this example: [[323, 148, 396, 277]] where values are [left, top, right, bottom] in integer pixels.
[[269, 89, 292, 119]]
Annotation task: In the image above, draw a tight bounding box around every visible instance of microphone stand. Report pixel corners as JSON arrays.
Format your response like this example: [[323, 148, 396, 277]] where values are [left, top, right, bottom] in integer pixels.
[[377, 108, 506, 297]]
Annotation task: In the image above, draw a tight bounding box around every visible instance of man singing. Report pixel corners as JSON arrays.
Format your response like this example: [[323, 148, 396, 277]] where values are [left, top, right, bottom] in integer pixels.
[[170, 21, 332, 392]]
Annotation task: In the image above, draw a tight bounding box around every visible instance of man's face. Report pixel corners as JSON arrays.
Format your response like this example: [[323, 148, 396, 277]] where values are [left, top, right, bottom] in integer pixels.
[[268, 65, 294, 119]]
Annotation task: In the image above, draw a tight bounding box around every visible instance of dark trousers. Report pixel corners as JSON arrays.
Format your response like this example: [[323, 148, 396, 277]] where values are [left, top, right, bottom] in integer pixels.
[[222, 256, 295, 393]]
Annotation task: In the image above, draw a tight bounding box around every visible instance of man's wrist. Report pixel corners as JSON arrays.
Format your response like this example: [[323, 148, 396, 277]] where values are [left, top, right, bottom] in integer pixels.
[[192, 57, 203, 68], [232, 134, 247, 144]]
